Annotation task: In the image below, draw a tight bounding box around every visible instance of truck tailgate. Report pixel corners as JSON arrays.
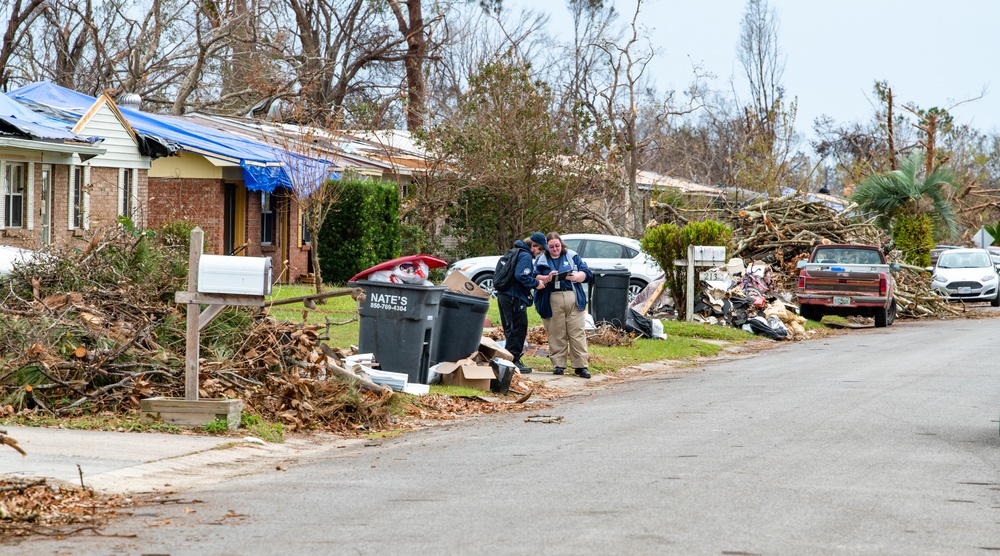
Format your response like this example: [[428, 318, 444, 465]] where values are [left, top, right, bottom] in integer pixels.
[[800, 264, 889, 294]]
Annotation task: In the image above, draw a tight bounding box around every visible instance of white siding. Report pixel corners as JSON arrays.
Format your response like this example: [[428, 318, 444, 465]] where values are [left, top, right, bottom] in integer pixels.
[[77, 104, 150, 169]]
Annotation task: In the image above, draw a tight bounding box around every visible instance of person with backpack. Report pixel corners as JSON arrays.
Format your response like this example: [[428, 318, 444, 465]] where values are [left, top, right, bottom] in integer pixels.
[[533, 231, 593, 378], [495, 234, 545, 374]]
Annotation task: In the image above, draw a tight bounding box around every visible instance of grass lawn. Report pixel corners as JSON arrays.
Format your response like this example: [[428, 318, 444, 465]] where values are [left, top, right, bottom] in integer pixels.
[[266, 283, 763, 375]]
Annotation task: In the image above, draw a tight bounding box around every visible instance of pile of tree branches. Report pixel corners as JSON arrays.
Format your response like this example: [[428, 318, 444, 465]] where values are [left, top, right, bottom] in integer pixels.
[[721, 193, 959, 318], [0, 225, 398, 432]]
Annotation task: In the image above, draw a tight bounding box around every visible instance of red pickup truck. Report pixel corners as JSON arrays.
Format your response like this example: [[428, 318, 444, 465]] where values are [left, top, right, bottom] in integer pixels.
[[796, 244, 900, 327]]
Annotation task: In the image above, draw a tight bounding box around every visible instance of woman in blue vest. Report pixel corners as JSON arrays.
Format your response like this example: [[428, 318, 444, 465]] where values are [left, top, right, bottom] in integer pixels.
[[531, 231, 593, 378]]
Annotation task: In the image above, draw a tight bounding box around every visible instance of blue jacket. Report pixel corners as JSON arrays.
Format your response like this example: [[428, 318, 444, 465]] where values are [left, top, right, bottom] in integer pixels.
[[496, 240, 538, 306], [533, 249, 592, 318]]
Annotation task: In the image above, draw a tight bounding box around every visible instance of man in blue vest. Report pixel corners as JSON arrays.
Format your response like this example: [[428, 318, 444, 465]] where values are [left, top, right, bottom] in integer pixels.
[[495, 233, 545, 373]]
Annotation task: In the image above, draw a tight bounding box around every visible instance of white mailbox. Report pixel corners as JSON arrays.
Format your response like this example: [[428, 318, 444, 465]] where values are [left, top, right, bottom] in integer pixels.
[[198, 255, 273, 296]]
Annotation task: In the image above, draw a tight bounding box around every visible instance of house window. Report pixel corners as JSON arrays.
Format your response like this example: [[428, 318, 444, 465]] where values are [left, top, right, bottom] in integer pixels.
[[4, 162, 25, 228], [261, 192, 275, 245], [120, 168, 133, 217], [72, 166, 83, 229]]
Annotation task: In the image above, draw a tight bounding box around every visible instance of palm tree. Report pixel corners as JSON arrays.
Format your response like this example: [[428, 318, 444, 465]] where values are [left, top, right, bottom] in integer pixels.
[[851, 150, 960, 266]]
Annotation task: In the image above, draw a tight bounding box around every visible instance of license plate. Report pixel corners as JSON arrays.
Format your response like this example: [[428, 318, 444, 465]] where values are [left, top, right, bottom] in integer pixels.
[[833, 296, 850, 306], [958, 287, 972, 294]]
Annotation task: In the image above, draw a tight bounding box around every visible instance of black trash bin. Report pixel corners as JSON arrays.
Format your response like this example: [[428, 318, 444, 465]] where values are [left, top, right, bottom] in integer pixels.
[[588, 268, 631, 328], [355, 280, 447, 385], [432, 291, 490, 364]]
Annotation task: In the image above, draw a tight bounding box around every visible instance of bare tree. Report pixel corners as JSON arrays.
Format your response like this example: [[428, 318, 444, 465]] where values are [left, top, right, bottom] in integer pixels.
[[259, 114, 344, 294], [736, 0, 783, 139], [274, 0, 407, 124], [0, 0, 45, 90], [588, 0, 702, 236], [387, 1, 446, 131]]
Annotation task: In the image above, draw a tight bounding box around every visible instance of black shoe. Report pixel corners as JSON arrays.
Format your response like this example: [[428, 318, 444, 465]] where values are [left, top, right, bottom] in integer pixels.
[[514, 358, 532, 374], [574, 368, 591, 379], [551, 367, 565, 375]]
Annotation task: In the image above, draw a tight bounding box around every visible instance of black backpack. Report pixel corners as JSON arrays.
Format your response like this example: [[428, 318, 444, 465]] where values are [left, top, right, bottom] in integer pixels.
[[492, 247, 522, 291]]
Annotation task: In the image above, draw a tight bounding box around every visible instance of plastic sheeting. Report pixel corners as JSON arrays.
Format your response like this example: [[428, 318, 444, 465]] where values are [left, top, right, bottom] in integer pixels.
[[10, 82, 337, 192], [0, 91, 99, 143]]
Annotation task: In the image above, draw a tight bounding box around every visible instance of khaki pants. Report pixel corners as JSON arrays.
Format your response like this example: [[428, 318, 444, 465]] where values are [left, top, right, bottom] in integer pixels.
[[544, 290, 588, 369]]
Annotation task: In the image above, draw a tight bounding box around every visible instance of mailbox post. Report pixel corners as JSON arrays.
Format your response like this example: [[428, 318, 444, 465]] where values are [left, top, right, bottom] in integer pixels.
[[140, 227, 271, 430], [674, 245, 726, 322]]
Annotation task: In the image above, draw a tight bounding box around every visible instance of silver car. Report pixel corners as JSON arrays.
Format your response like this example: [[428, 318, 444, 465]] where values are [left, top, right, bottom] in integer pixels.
[[447, 233, 663, 302], [931, 248, 1000, 306]]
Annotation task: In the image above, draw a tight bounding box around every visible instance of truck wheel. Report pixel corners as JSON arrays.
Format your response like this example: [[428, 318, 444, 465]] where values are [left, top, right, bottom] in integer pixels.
[[874, 306, 889, 328], [799, 304, 822, 321], [886, 299, 897, 326]]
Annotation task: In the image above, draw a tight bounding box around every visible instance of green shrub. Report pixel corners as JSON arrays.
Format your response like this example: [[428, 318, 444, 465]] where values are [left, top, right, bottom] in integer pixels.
[[892, 214, 934, 267], [317, 180, 401, 284], [640, 219, 733, 320]]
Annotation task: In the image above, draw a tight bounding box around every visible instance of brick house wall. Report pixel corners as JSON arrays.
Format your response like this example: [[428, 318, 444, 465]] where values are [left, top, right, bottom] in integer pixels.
[[147, 177, 226, 254], [0, 162, 149, 250], [147, 178, 311, 283]]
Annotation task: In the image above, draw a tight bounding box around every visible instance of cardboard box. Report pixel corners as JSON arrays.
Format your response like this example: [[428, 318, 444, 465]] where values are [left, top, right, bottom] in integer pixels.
[[478, 336, 513, 361], [435, 362, 496, 391], [442, 271, 490, 299]]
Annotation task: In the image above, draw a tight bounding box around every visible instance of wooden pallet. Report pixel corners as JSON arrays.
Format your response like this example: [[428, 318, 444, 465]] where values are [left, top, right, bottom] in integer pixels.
[[140, 397, 243, 430]]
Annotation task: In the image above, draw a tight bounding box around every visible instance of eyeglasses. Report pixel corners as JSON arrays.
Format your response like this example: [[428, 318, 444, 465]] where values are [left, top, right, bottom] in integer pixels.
[[547, 243, 561, 250]]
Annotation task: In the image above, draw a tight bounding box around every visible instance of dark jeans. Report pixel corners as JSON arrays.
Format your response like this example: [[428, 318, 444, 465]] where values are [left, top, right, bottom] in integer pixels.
[[497, 294, 528, 360]]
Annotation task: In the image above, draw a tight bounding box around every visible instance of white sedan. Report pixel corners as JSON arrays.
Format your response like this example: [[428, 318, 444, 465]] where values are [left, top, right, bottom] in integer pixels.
[[447, 233, 663, 302], [931, 248, 1000, 306]]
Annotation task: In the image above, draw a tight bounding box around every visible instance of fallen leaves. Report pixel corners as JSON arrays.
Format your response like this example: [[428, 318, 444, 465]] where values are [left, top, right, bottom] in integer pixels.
[[0, 479, 133, 537]]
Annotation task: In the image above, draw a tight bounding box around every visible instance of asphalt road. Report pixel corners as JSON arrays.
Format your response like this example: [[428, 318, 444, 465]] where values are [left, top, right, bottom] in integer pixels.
[[7, 318, 1000, 555]]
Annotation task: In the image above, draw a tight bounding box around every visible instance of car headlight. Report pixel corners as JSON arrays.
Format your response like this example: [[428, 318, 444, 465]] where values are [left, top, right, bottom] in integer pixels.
[[983, 273, 999, 283], [932, 275, 946, 283]]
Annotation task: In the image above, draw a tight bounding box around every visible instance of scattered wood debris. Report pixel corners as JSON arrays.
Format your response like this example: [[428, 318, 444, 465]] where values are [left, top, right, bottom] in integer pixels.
[[0, 478, 133, 538], [0, 429, 25, 456], [587, 323, 635, 347], [0, 227, 413, 434], [524, 415, 563, 424]]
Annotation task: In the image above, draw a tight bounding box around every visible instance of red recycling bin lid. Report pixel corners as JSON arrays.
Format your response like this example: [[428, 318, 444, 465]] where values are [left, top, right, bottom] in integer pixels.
[[348, 254, 448, 283]]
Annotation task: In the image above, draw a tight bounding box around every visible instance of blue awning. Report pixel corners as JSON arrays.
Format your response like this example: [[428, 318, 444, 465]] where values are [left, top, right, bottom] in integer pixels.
[[9, 82, 336, 192]]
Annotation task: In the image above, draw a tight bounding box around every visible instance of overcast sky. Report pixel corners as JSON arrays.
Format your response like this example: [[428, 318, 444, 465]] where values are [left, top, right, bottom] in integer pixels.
[[507, 0, 999, 139]]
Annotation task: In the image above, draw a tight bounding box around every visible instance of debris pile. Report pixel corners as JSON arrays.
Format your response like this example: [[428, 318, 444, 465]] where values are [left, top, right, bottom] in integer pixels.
[[0, 227, 407, 432], [722, 193, 962, 321], [0, 478, 133, 537]]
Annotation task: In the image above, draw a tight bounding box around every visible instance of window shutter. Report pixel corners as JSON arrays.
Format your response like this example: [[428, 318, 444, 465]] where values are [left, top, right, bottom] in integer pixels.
[[26, 162, 34, 230], [0, 160, 6, 230], [68, 164, 75, 229], [130, 169, 139, 222], [83, 166, 91, 230], [117, 167, 125, 217]]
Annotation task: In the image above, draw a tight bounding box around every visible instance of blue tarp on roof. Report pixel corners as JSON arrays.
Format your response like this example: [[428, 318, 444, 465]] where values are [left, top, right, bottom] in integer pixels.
[[10, 82, 336, 192], [0, 90, 99, 143]]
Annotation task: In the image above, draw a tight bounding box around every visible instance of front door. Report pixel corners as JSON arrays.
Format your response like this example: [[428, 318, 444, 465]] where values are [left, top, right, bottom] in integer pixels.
[[222, 184, 246, 255]]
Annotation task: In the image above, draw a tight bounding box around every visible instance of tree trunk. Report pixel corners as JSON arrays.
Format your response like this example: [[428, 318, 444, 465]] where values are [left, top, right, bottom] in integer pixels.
[[0, 0, 45, 90], [389, 0, 427, 131]]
